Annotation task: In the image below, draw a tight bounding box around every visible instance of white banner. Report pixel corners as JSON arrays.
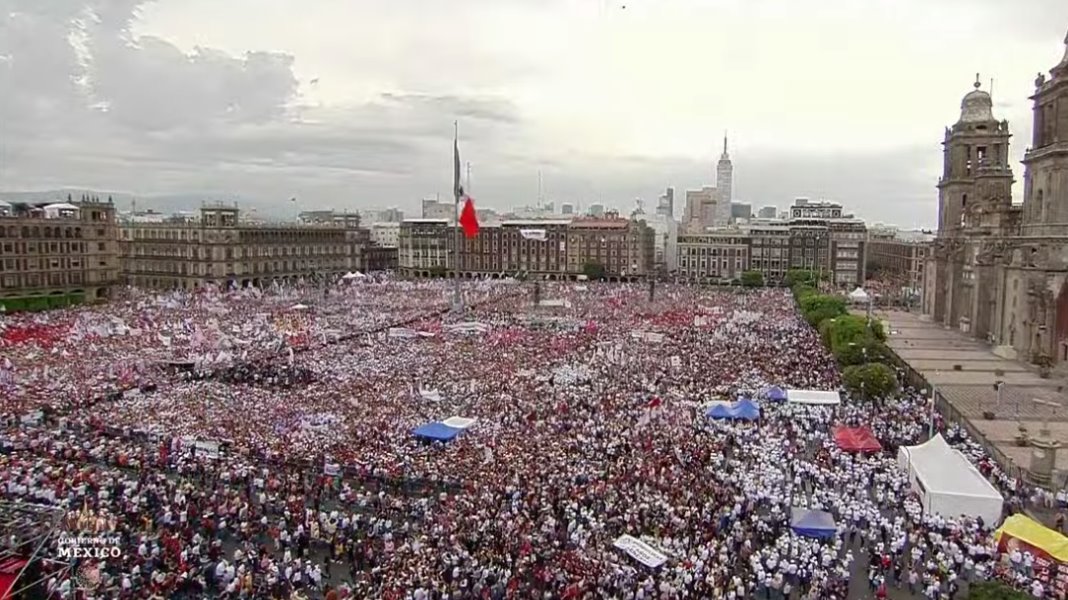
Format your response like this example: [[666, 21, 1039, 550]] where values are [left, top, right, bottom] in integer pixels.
[[520, 229, 547, 241], [419, 388, 443, 402], [630, 331, 665, 344], [613, 535, 668, 568], [323, 462, 341, 476], [182, 438, 221, 459], [444, 322, 491, 335]]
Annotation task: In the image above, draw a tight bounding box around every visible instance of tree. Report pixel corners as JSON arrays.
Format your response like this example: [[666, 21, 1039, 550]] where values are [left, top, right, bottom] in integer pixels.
[[833, 337, 888, 366], [820, 314, 868, 346], [842, 363, 899, 400], [797, 294, 847, 327], [967, 582, 1032, 600], [740, 270, 764, 288], [582, 262, 606, 280], [785, 269, 819, 288]]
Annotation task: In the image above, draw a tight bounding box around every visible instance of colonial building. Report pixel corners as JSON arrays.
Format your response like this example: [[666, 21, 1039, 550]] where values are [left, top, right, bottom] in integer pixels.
[[368, 222, 401, 248], [398, 215, 655, 280], [925, 33, 1068, 365], [677, 231, 750, 281], [0, 197, 120, 309], [567, 215, 655, 278], [120, 205, 365, 289], [673, 216, 867, 287], [364, 244, 398, 272], [747, 222, 792, 283], [867, 229, 933, 300]]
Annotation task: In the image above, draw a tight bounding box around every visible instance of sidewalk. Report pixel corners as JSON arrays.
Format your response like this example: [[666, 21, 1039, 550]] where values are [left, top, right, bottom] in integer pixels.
[[867, 309, 1068, 488]]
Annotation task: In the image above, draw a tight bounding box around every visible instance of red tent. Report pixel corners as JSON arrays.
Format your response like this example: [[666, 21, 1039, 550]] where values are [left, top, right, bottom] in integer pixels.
[[833, 426, 882, 452]]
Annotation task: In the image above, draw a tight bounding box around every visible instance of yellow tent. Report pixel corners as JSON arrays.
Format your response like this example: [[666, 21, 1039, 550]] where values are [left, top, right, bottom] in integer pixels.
[[995, 514, 1068, 563]]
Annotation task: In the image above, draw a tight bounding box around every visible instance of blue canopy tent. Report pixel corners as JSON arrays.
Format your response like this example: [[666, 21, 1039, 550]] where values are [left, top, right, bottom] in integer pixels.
[[790, 508, 837, 539], [734, 398, 761, 420], [765, 386, 787, 402], [412, 422, 463, 442], [706, 403, 734, 420], [705, 399, 760, 421]]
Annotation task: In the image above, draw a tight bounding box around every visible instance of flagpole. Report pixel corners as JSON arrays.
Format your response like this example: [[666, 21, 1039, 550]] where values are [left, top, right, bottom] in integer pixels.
[[453, 121, 463, 312]]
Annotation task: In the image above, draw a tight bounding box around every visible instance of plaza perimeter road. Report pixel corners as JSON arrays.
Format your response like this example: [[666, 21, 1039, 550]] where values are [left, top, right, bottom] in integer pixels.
[[868, 309, 1068, 485]]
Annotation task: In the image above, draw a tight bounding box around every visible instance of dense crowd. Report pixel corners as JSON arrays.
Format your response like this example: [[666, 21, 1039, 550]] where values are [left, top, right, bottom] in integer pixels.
[[0, 278, 1058, 599]]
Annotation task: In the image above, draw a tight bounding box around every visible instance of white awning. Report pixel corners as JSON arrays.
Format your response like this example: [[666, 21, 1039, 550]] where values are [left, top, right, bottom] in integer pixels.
[[786, 389, 841, 405]]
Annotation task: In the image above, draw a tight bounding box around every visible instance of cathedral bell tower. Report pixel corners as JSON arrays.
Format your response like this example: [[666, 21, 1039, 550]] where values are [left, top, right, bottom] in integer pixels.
[[1021, 29, 1068, 236], [937, 75, 1014, 237]]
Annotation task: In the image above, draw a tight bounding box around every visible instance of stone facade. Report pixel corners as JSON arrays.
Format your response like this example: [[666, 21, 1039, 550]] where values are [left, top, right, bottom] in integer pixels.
[[925, 34, 1068, 366], [674, 217, 867, 286], [0, 198, 120, 307], [866, 232, 932, 297], [397, 216, 655, 280], [120, 205, 366, 289]]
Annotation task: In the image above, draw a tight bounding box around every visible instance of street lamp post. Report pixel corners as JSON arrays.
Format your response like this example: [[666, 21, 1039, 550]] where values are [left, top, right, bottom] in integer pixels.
[[928, 386, 937, 439]]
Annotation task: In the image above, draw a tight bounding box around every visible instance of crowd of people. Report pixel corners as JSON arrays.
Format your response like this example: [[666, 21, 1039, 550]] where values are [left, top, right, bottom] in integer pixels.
[[0, 277, 1060, 598]]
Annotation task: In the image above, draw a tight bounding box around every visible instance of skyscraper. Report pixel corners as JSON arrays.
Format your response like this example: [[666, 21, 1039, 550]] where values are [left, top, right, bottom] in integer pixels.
[[657, 187, 675, 219], [715, 134, 733, 227]]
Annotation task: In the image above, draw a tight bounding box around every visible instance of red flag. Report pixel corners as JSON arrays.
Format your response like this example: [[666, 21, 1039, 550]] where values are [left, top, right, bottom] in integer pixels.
[[459, 196, 480, 238], [647, 396, 662, 409]]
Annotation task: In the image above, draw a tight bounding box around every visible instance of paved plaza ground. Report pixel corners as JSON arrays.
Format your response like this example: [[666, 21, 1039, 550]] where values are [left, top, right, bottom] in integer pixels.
[[870, 309, 1068, 487]]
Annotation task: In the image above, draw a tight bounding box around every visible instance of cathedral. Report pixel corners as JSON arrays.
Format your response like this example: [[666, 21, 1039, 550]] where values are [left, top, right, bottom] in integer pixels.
[[924, 30, 1068, 371]]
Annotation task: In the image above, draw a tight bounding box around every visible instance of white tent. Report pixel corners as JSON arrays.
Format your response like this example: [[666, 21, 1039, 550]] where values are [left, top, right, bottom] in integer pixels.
[[848, 287, 870, 303], [898, 434, 1003, 524], [786, 389, 841, 405], [442, 416, 477, 430]]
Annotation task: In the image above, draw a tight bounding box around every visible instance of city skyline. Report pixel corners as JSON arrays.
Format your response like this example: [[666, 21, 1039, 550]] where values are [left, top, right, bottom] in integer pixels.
[[2, 1, 1067, 228]]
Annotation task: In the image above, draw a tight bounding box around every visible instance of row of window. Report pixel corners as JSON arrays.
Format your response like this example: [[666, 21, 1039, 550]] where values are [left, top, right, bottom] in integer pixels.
[[0, 270, 112, 289], [125, 259, 347, 276], [0, 226, 107, 239], [1, 242, 106, 254]]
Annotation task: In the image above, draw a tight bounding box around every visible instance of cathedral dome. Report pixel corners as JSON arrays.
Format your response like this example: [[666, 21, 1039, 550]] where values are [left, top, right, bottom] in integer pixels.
[[959, 79, 995, 124]]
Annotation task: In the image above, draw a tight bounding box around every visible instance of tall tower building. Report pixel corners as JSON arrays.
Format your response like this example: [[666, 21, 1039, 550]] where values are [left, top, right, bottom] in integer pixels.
[[928, 75, 1014, 334], [1022, 33, 1068, 237], [936, 77, 1013, 237], [657, 187, 675, 219], [715, 134, 733, 227]]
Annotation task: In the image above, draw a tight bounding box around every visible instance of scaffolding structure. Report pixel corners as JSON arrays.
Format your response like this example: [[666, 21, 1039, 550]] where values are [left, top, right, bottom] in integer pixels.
[[0, 501, 68, 598]]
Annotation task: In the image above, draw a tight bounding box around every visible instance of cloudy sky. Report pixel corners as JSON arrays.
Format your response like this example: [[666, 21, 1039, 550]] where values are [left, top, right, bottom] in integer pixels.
[[1, 0, 1066, 227]]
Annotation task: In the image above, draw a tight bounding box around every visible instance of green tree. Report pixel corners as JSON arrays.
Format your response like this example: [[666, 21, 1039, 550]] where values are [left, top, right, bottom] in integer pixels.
[[842, 363, 899, 400], [785, 269, 819, 288], [797, 294, 847, 327], [740, 270, 764, 288], [967, 582, 1032, 600], [582, 262, 606, 280], [819, 314, 868, 346], [833, 337, 888, 366]]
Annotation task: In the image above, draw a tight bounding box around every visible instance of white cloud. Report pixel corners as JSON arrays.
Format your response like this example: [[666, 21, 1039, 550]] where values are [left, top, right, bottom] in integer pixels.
[[1, 0, 1066, 227]]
